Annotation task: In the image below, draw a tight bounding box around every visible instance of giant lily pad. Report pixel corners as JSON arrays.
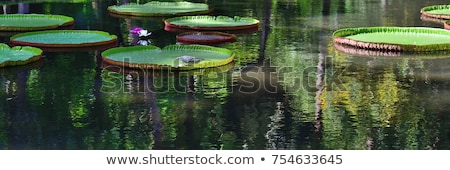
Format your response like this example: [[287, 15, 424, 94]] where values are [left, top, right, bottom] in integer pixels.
[[164, 16, 260, 31], [10, 30, 117, 49], [0, 43, 43, 68], [421, 5, 450, 20], [101, 45, 235, 71], [107, 1, 212, 17], [0, 0, 89, 5], [0, 14, 74, 31], [332, 27, 450, 52]]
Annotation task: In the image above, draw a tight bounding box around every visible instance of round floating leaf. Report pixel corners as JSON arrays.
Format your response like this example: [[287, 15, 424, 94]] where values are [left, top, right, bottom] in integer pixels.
[[421, 5, 450, 19], [10, 30, 117, 48], [0, 14, 74, 31], [101, 45, 235, 71], [332, 27, 450, 52], [0, 43, 43, 68], [0, 0, 89, 5], [176, 31, 237, 45], [107, 1, 212, 17], [164, 16, 260, 31]]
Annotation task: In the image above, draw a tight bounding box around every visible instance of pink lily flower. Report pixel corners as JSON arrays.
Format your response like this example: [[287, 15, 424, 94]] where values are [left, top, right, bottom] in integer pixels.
[[130, 27, 144, 34]]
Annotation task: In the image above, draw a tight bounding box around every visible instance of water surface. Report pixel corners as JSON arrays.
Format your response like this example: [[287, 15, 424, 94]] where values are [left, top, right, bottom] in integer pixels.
[[1, 0, 450, 150]]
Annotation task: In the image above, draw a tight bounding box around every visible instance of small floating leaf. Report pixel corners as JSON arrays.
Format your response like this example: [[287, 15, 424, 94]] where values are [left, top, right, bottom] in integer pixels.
[[0, 14, 74, 31], [0, 43, 42, 68], [101, 44, 235, 70], [107, 1, 212, 17]]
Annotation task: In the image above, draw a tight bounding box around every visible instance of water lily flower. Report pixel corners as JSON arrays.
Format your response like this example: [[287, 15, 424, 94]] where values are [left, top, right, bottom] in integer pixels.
[[130, 27, 152, 46], [130, 27, 144, 34], [138, 29, 152, 37]]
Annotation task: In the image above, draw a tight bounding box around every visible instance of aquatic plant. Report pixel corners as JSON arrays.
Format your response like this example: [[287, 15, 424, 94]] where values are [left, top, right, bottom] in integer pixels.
[[130, 27, 144, 34], [130, 28, 151, 37], [333, 27, 450, 52], [0, 43, 42, 67], [164, 16, 260, 31], [101, 45, 235, 70], [0, 14, 74, 31], [107, 1, 212, 17]]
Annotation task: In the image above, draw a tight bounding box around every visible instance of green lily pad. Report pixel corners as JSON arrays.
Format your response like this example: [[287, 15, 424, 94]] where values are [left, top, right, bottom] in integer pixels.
[[107, 1, 212, 17], [101, 45, 235, 71], [0, 43, 43, 68], [0, 14, 74, 31], [10, 30, 117, 48], [421, 5, 450, 19], [0, 0, 89, 5], [164, 16, 260, 31], [333, 27, 450, 52]]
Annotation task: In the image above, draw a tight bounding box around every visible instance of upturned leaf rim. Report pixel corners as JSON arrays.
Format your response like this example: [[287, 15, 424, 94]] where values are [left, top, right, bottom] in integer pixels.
[[445, 20, 450, 30]]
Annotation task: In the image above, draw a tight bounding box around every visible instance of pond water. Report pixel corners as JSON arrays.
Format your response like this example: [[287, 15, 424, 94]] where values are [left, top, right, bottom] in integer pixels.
[[1, 0, 450, 150]]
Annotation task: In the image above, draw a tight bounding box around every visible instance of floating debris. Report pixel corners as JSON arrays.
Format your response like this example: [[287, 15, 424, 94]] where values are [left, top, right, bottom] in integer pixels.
[[176, 55, 204, 63]]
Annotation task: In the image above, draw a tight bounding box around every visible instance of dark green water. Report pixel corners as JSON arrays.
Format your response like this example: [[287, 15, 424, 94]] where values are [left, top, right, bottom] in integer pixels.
[[1, 0, 450, 150]]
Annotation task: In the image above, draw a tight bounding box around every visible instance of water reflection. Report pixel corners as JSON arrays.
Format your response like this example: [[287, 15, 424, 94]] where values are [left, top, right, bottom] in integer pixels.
[[325, 45, 450, 149], [0, 61, 42, 149], [0, 0, 450, 150]]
